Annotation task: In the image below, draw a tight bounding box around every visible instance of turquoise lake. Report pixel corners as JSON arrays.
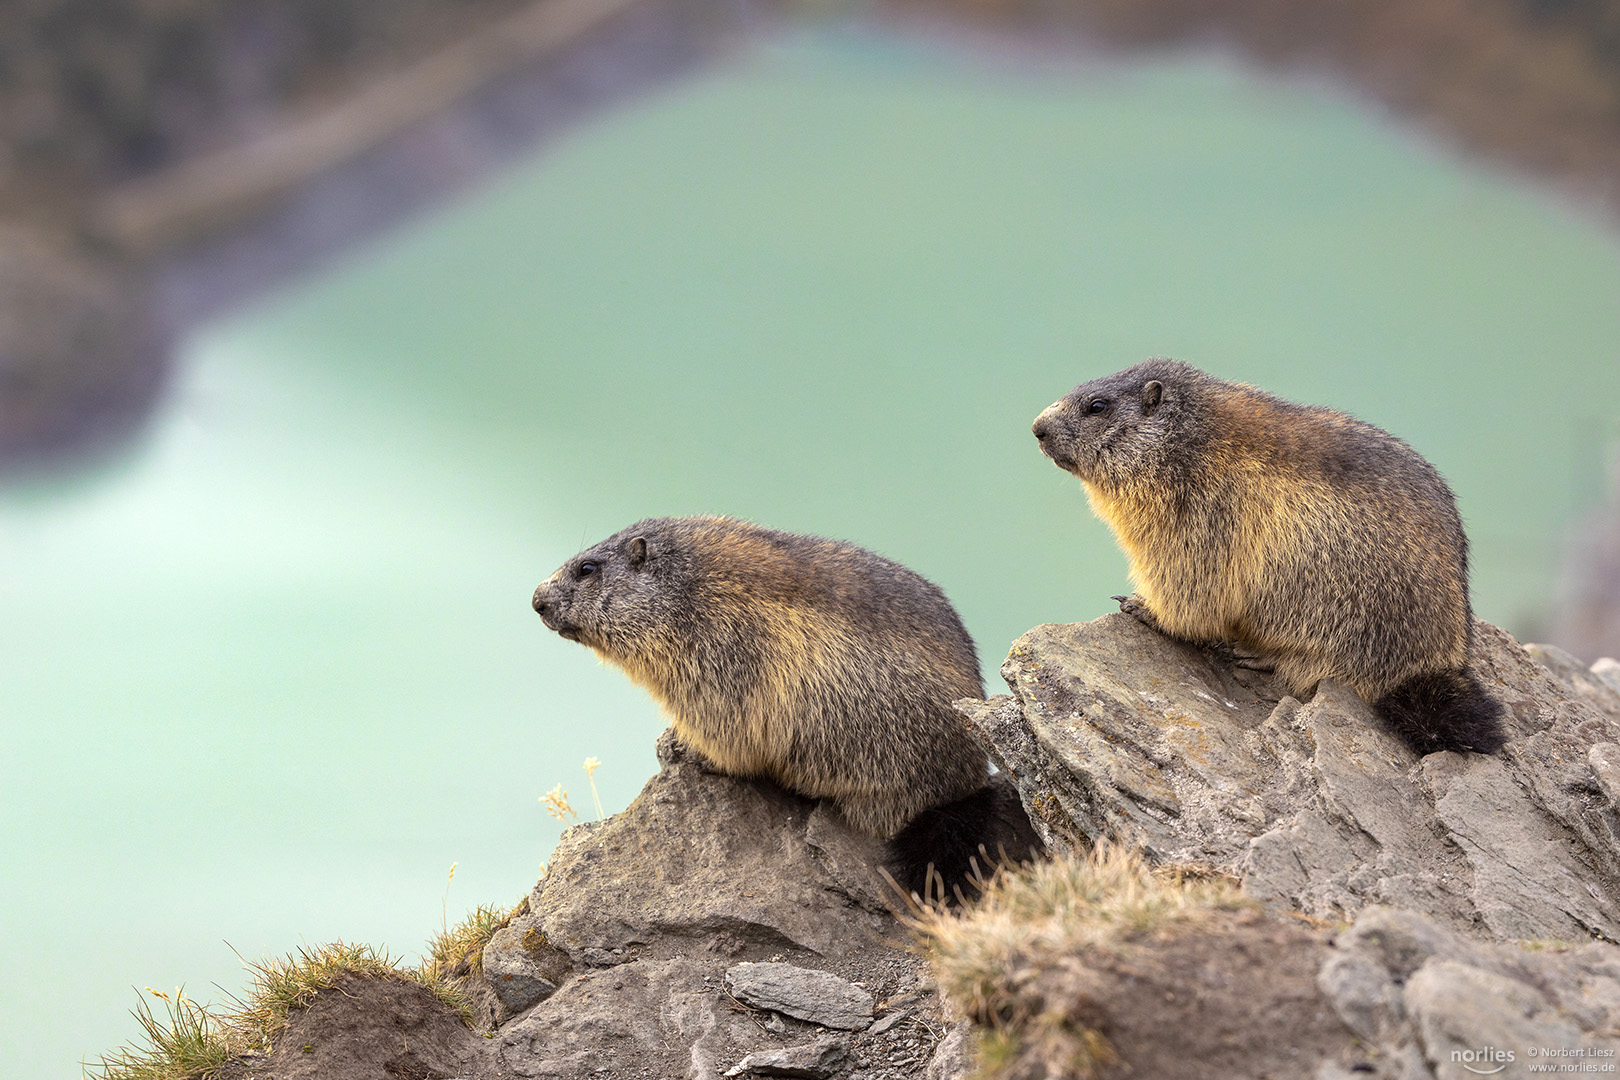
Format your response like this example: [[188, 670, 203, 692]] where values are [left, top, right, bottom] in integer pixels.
[[4, 28, 1619, 1077]]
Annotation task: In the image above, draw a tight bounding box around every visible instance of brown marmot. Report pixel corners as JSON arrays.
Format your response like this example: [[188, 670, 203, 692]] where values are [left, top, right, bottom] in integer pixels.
[[530, 515, 1042, 897], [1032, 358, 1504, 755]]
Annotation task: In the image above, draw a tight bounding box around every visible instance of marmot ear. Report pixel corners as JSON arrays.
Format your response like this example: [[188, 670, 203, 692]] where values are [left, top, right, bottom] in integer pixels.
[[1141, 380, 1163, 414], [627, 536, 648, 568]]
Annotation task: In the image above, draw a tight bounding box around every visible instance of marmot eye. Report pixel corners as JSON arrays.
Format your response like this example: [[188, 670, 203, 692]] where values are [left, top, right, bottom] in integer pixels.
[[578, 561, 599, 578], [1088, 398, 1109, 414]]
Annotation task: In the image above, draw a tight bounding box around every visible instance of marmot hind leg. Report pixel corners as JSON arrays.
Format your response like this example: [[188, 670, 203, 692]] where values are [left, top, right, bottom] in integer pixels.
[[835, 790, 916, 842], [1204, 639, 1276, 673]]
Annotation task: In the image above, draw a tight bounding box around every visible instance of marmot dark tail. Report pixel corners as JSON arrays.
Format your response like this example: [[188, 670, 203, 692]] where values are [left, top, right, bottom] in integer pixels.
[[883, 775, 1044, 905], [1373, 669, 1506, 755]]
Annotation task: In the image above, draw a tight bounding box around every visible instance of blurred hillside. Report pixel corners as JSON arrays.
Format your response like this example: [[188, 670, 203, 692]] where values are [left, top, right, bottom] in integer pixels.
[[7, 0, 1620, 460], [0, 0, 527, 225], [11, 0, 1620, 223], [0, 0, 624, 460], [929, 0, 1620, 206]]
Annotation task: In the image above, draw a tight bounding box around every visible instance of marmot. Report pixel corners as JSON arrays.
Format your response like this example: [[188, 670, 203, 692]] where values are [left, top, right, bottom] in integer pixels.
[[1032, 358, 1505, 755], [531, 515, 1042, 897]]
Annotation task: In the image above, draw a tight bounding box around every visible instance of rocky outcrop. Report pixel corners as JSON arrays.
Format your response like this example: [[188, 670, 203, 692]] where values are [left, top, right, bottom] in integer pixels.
[[188, 729, 964, 1080], [468, 730, 956, 1079], [465, 608, 1620, 1079], [961, 613, 1620, 945], [195, 613, 1620, 1078]]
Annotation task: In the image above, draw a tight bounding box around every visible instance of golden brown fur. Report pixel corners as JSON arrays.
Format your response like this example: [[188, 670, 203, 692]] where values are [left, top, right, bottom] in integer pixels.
[[1033, 359, 1503, 755], [531, 516, 990, 837]]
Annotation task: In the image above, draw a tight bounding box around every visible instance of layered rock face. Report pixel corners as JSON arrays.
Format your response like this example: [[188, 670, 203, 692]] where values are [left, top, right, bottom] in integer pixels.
[[944, 613, 1620, 1079], [960, 613, 1620, 945]]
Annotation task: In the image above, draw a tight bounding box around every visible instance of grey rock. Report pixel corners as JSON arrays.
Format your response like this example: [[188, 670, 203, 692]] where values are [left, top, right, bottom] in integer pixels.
[[1525, 643, 1620, 718], [495, 958, 707, 1077], [1424, 752, 1611, 941], [472, 728, 922, 1074], [481, 919, 571, 1022], [1317, 907, 1483, 1047], [724, 962, 874, 1030], [666, 987, 732, 1080], [923, 1023, 975, 1080], [1595, 657, 1620, 698], [724, 1035, 850, 1078], [480, 939, 560, 1019], [1405, 960, 1588, 1080], [804, 804, 893, 914], [1318, 906, 1620, 1080], [1593, 742, 1620, 805], [1317, 946, 1403, 1044], [509, 730, 892, 965], [479, 728, 898, 1031], [965, 613, 1620, 942]]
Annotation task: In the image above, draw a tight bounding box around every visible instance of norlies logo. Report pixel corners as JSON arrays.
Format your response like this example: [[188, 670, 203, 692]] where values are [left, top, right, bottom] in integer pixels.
[[1453, 1046, 1516, 1074]]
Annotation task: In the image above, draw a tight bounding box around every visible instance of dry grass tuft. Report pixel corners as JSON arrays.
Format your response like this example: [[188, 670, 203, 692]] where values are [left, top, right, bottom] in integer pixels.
[[422, 901, 519, 983], [82, 989, 239, 1080], [233, 941, 408, 1039], [914, 841, 1252, 1080], [85, 903, 519, 1080]]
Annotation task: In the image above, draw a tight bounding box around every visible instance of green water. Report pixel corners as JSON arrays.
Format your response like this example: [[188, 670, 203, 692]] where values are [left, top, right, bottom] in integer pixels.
[[6, 29, 1620, 1076]]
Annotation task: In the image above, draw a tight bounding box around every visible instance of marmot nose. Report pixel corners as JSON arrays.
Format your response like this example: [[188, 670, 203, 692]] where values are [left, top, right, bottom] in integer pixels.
[[532, 587, 550, 617], [1032, 415, 1051, 441]]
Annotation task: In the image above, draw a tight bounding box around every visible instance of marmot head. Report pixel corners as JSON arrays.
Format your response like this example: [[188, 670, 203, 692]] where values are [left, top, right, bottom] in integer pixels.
[[531, 518, 693, 659], [1032, 357, 1206, 487]]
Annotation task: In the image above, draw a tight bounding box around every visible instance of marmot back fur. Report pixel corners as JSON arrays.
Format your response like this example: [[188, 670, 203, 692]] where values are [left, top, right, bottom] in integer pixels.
[[1033, 358, 1504, 755]]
